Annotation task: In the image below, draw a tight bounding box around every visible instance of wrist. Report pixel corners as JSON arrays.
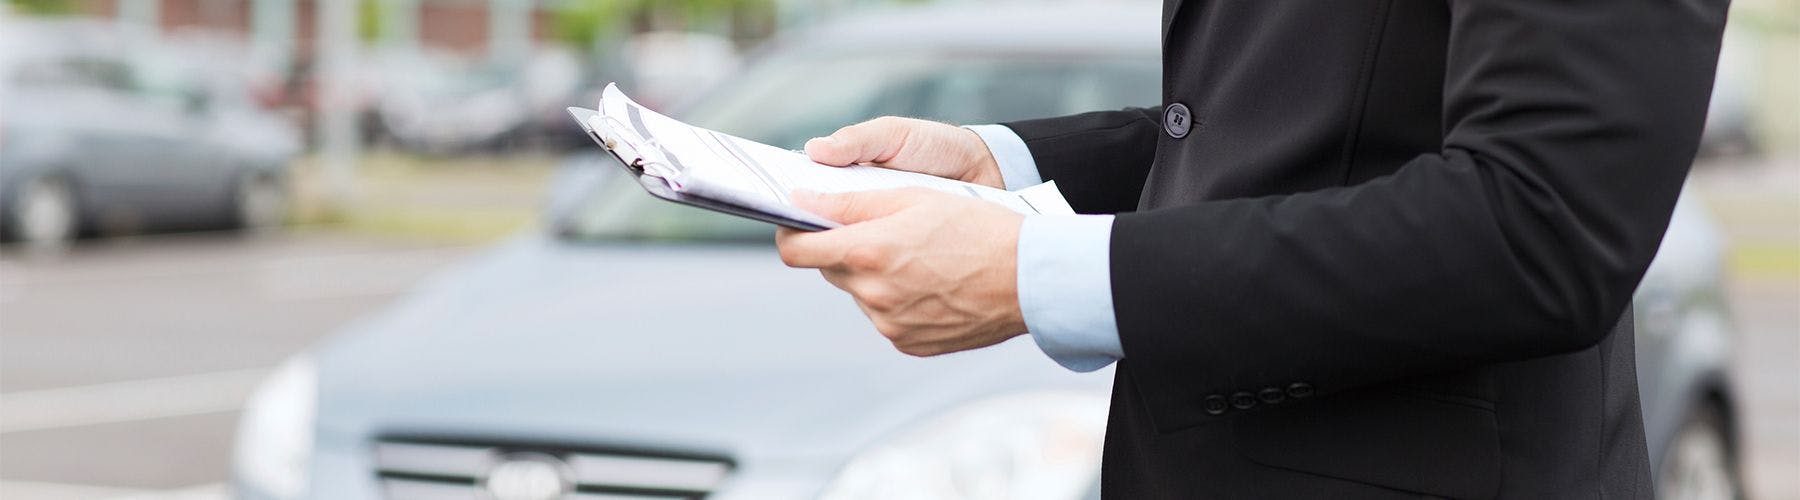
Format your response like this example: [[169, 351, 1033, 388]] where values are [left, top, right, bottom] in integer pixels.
[[997, 213, 1028, 335], [960, 127, 1008, 189]]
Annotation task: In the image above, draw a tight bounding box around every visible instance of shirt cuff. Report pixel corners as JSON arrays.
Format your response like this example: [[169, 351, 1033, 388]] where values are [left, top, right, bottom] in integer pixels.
[[965, 124, 1042, 191], [1017, 214, 1123, 372]]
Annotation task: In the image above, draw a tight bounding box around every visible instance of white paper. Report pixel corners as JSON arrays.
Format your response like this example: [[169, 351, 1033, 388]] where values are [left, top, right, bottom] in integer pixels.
[[594, 84, 1075, 228]]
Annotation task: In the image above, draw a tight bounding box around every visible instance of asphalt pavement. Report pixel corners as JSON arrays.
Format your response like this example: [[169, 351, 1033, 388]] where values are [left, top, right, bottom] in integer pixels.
[[0, 159, 1795, 500], [0, 231, 480, 498]]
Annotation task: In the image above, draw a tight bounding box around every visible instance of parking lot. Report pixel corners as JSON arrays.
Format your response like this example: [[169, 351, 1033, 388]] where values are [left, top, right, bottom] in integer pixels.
[[0, 232, 479, 497], [0, 157, 1793, 499]]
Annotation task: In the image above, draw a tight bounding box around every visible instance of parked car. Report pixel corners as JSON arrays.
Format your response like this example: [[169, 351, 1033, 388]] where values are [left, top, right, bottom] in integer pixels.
[[0, 19, 300, 248], [232, 3, 1741, 499], [373, 48, 587, 154], [1698, 26, 1760, 159]]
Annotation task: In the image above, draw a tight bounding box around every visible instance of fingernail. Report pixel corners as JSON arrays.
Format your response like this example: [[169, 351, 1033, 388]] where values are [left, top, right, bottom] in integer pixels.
[[791, 189, 822, 203]]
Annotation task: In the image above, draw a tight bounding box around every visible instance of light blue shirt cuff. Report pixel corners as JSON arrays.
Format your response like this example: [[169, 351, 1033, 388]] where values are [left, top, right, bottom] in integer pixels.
[[965, 124, 1042, 191], [1017, 214, 1123, 372]]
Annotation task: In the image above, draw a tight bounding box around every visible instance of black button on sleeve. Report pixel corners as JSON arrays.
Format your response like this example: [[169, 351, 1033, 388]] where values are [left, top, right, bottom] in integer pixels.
[[1203, 395, 1229, 415], [1258, 387, 1286, 404], [1230, 392, 1259, 410], [1286, 382, 1315, 399]]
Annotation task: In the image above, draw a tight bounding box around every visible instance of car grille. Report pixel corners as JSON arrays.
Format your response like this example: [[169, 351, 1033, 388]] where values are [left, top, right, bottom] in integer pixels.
[[373, 439, 732, 500]]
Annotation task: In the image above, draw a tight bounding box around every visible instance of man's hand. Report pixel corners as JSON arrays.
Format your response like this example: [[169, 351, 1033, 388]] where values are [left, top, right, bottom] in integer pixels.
[[777, 188, 1027, 357], [805, 117, 1006, 189]]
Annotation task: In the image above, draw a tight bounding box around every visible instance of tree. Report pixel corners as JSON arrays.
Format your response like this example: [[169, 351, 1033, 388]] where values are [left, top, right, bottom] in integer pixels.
[[7, 0, 77, 15], [551, 0, 773, 52]]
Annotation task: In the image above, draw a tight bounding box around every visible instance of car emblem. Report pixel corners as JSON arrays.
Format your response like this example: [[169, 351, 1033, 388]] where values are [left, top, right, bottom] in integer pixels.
[[481, 452, 574, 500]]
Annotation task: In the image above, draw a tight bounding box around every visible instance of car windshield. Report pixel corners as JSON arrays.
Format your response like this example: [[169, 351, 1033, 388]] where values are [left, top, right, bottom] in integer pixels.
[[562, 50, 1159, 243]]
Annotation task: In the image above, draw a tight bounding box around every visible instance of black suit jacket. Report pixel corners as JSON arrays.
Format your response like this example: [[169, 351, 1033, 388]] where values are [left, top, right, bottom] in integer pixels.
[[1003, 1, 1727, 498]]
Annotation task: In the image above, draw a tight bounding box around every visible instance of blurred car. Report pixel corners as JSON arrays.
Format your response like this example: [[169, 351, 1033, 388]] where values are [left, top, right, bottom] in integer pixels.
[[1699, 26, 1760, 159], [231, 3, 1741, 500], [0, 19, 300, 247], [621, 31, 742, 110], [374, 48, 586, 154]]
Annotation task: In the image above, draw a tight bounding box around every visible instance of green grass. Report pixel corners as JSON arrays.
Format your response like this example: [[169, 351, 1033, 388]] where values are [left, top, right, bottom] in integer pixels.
[[287, 152, 558, 243], [1731, 244, 1800, 283]]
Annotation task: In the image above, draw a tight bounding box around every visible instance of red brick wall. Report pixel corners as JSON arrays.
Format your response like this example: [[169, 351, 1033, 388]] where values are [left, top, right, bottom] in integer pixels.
[[61, 0, 557, 56], [69, 0, 248, 34], [160, 0, 249, 33], [418, 1, 486, 53]]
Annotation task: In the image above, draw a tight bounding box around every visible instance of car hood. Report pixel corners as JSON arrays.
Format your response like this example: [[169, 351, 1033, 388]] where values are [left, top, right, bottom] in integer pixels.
[[313, 235, 1109, 463]]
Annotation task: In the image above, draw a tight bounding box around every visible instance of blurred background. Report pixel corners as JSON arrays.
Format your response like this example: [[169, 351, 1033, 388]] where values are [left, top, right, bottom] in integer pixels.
[[0, 0, 1794, 499]]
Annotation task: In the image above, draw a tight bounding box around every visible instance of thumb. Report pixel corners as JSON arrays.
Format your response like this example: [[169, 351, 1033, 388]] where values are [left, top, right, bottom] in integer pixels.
[[804, 117, 911, 167], [793, 188, 931, 225]]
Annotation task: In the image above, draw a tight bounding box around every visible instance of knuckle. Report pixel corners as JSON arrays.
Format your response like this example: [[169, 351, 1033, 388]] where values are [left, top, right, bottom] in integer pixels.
[[843, 244, 890, 271], [872, 319, 904, 339], [858, 286, 899, 312], [896, 343, 935, 358], [834, 194, 863, 221], [776, 244, 803, 267]]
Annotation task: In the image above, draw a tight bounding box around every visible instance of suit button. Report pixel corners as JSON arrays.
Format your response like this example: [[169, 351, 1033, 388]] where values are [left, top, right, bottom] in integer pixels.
[[1203, 395, 1229, 415], [1258, 387, 1286, 404], [1286, 382, 1315, 399], [1230, 392, 1258, 410], [1163, 102, 1192, 138]]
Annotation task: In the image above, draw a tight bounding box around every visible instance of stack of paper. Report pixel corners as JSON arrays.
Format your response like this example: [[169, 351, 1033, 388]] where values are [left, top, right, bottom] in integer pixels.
[[568, 83, 1075, 230]]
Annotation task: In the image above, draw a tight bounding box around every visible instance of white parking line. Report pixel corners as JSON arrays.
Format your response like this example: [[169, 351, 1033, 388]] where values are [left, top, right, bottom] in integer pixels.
[[0, 369, 268, 434], [112, 482, 228, 500], [0, 480, 226, 500], [0, 479, 151, 500], [0, 242, 474, 289]]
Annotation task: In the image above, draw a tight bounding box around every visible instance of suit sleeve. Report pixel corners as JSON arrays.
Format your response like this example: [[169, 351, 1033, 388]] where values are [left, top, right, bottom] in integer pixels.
[[1003, 107, 1163, 214], [1112, 0, 1728, 432]]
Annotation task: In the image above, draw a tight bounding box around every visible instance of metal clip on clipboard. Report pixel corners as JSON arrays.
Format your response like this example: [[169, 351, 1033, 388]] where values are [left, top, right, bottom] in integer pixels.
[[584, 113, 687, 190]]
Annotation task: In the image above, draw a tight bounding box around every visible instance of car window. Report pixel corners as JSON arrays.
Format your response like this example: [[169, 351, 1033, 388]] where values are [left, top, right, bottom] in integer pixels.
[[9, 55, 134, 92], [886, 59, 1161, 125], [680, 53, 1161, 149], [131, 50, 207, 112], [565, 51, 1160, 243]]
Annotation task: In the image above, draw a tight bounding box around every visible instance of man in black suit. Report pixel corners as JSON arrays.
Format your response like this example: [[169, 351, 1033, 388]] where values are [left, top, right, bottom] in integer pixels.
[[775, 1, 1730, 497]]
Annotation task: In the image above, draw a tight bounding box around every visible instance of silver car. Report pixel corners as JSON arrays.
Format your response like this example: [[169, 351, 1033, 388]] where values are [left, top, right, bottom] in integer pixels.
[[0, 19, 299, 248], [232, 3, 1740, 499]]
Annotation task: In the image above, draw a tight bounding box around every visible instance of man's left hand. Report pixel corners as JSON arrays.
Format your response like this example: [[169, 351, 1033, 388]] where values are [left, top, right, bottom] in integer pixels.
[[776, 188, 1027, 357]]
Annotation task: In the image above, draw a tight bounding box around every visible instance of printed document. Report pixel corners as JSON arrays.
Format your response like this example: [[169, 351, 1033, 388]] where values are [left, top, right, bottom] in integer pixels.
[[583, 84, 1075, 229]]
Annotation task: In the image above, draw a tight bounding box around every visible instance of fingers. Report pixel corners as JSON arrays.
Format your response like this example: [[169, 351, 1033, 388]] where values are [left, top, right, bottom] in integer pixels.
[[776, 227, 843, 269], [792, 188, 934, 225], [778, 187, 948, 269], [805, 116, 913, 166]]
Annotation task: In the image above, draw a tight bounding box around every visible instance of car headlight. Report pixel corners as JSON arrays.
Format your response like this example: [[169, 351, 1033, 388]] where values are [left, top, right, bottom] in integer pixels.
[[232, 354, 318, 498], [818, 390, 1109, 500]]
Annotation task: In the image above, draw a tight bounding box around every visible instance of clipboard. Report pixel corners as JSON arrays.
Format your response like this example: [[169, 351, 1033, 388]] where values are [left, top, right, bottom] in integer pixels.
[[566, 106, 833, 232]]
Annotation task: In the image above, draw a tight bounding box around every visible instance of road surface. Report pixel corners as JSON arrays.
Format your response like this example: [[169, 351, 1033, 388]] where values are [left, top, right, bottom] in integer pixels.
[[0, 231, 479, 498]]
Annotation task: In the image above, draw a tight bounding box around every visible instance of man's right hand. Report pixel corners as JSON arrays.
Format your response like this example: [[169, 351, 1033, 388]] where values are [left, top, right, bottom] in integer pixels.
[[804, 117, 1007, 189]]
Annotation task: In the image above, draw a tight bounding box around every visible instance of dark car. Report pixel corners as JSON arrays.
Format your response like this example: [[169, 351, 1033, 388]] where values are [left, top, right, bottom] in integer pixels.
[[0, 19, 300, 248]]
